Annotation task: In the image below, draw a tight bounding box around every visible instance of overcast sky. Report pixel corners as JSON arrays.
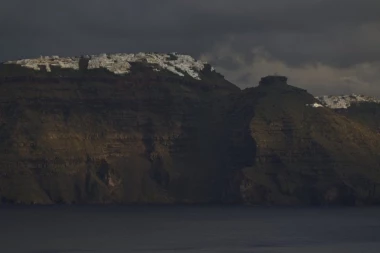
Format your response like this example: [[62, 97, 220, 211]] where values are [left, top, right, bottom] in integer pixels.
[[1, 0, 380, 96]]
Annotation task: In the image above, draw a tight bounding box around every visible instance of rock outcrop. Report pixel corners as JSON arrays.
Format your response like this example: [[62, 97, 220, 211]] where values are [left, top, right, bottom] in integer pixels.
[[1, 55, 380, 206], [259, 75, 288, 86]]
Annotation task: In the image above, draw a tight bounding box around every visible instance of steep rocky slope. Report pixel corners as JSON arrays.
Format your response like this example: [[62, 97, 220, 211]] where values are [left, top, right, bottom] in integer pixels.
[[0, 53, 238, 204], [316, 94, 380, 133], [224, 77, 380, 205], [1, 54, 380, 205]]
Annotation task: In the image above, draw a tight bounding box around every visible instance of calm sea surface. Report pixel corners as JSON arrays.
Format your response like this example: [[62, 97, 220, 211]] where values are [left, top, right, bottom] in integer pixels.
[[0, 206, 379, 253]]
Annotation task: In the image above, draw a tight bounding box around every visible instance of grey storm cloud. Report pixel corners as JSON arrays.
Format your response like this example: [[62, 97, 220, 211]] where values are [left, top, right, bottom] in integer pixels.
[[1, 0, 380, 96]]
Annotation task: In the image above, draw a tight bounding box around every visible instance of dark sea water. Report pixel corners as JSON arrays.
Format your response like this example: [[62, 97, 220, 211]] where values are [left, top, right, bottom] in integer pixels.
[[0, 206, 379, 253]]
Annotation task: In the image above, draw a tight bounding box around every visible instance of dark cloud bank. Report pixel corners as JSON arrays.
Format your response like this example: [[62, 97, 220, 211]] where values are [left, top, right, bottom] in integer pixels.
[[1, 0, 380, 96]]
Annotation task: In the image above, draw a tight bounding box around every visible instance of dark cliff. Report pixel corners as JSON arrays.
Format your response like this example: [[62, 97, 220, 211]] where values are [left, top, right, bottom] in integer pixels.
[[1, 58, 380, 205]]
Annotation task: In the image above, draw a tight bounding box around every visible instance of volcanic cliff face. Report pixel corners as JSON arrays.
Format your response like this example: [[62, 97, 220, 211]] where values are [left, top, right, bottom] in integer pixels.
[[224, 78, 380, 205], [0, 53, 239, 204], [1, 54, 380, 205]]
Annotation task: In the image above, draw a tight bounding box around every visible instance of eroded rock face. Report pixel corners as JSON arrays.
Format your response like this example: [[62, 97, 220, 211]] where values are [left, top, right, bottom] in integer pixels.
[[0, 58, 237, 204], [259, 75, 288, 86], [0, 69, 380, 206]]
